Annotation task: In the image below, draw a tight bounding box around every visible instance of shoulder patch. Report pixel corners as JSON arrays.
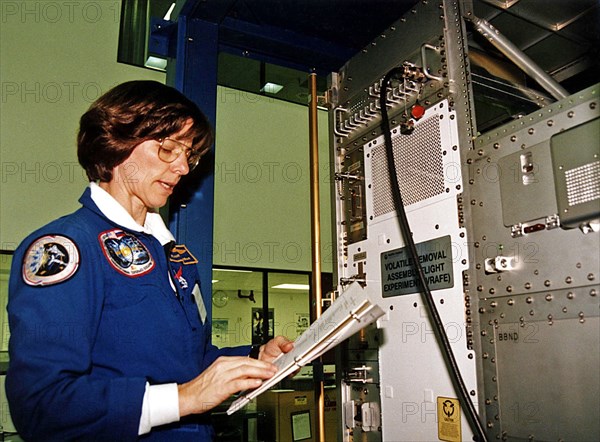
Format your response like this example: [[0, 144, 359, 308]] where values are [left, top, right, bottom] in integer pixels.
[[22, 235, 80, 286], [99, 229, 154, 277], [170, 244, 198, 265]]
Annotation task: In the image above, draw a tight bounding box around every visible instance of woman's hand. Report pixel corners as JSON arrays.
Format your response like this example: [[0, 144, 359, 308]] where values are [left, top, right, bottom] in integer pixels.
[[177, 356, 277, 416], [257, 336, 294, 362]]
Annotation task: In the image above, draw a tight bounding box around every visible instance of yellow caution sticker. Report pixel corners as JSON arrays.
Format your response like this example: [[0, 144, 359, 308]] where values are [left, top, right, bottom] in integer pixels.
[[437, 397, 461, 442], [294, 395, 308, 406]]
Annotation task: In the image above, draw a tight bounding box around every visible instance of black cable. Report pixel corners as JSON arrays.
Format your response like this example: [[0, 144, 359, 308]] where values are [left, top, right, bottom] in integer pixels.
[[379, 67, 489, 442]]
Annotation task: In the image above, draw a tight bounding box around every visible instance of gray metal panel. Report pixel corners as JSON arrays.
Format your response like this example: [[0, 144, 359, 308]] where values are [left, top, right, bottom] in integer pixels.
[[551, 117, 600, 228], [494, 317, 600, 441], [466, 84, 600, 439], [498, 141, 558, 226]]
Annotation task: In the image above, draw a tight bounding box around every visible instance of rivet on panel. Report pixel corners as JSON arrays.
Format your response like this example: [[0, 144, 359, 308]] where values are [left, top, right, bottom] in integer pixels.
[[567, 292, 574, 299], [590, 289, 597, 297], [506, 286, 513, 292], [507, 298, 514, 305], [545, 294, 553, 301], [526, 296, 533, 303], [544, 280, 551, 287], [525, 282, 532, 290], [587, 273, 595, 281], [565, 276, 572, 284]]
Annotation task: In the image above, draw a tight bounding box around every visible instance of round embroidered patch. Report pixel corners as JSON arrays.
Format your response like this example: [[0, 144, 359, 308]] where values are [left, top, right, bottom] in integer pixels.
[[99, 229, 154, 277], [22, 235, 80, 286]]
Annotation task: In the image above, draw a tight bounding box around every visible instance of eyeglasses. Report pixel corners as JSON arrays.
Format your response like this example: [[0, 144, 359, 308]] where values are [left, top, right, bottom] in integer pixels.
[[157, 138, 203, 170]]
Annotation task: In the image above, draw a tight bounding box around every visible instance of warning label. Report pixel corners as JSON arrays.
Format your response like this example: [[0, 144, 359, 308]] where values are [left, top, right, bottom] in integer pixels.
[[381, 235, 454, 297], [437, 397, 461, 442]]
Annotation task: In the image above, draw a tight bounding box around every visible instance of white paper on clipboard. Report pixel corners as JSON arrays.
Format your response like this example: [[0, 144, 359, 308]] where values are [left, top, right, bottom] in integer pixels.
[[227, 283, 384, 415]]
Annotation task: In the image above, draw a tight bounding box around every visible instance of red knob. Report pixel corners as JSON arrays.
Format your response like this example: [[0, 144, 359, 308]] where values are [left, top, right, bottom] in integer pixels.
[[411, 104, 425, 120]]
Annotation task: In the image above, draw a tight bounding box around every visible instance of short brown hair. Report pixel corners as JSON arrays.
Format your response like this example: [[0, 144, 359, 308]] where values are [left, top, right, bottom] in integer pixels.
[[78, 80, 213, 182]]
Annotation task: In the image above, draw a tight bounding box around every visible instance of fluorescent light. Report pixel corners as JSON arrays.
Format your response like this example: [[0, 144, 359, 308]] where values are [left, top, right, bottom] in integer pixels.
[[212, 280, 219, 283], [164, 2, 176, 20], [260, 82, 284, 94], [145, 56, 167, 71], [271, 283, 310, 290]]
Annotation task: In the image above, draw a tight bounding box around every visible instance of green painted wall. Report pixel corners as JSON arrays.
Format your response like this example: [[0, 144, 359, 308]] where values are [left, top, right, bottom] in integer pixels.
[[214, 89, 332, 272], [0, 0, 165, 249], [0, 0, 333, 272]]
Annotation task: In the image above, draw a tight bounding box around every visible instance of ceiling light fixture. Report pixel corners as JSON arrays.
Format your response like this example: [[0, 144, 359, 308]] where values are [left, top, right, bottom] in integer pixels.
[[260, 82, 284, 94], [163, 2, 176, 20], [215, 269, 253, 273], [144, 56, 167, 71], [271, 283, 310, 290]]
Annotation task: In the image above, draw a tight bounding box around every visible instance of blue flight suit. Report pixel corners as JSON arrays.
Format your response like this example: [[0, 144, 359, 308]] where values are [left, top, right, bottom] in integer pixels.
[[6, 188, 250, 441]]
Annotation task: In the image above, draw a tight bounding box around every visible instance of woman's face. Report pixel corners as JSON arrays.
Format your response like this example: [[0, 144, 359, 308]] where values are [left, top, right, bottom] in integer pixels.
[[112, 120, 195, 211]]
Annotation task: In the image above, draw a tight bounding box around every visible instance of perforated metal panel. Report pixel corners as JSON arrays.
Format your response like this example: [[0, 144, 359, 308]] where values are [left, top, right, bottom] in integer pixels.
[[565, 161, 600, 206], [551, 116, 600, 228], [371, 114, 445, 217]]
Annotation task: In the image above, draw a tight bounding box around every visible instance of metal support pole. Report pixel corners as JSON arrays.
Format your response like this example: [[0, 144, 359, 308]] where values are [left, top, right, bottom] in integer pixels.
[[166, 15, 219, 315], [468, 15, 569, 101], [308, 72, 326, 442]]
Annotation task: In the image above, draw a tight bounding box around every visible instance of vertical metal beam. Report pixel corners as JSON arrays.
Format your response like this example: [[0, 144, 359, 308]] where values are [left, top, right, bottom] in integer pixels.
[[167, 15, 219, 315], [308, 72, 326, 442]]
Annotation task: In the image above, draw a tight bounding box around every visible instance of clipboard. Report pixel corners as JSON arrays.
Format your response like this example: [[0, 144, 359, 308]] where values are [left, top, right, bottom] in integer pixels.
[[227, 283, 384, 415]]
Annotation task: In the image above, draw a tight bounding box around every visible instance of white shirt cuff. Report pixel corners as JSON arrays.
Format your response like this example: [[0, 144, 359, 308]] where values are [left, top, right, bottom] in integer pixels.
[[138, 383, 180, 435]]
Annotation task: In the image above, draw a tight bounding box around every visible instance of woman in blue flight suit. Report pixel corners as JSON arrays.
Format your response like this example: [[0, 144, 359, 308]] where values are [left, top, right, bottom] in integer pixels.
[[6, 80, 293, 441]]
